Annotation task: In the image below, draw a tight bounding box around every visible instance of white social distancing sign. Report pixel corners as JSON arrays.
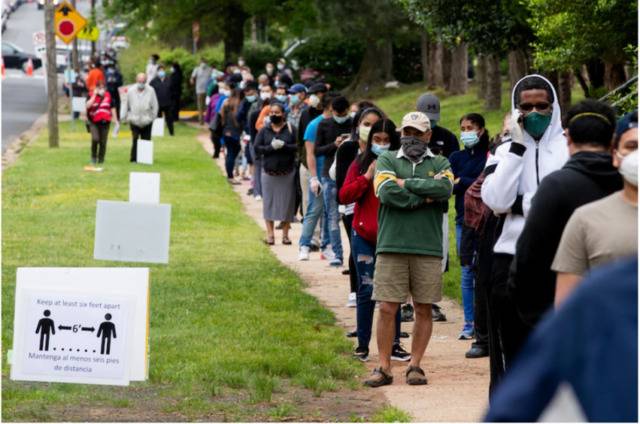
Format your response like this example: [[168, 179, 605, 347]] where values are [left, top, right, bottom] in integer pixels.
[[137, 139, 153, 165], [129, 172, 160, 204], [11, 268, 150, 386]]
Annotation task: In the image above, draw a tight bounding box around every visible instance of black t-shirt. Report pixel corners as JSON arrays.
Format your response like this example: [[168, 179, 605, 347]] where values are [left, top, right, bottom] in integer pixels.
[[297, 107, 322, 168], [314, 117, 353, 177], [429, 126, 460, 158]]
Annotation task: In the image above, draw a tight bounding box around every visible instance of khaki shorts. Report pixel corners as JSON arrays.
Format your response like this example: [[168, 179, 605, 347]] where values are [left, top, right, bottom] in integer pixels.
[[373, 253, 442, 304]]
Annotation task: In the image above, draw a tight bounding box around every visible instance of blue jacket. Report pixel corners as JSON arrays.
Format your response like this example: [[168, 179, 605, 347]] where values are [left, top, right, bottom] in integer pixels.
[[485, 258, 638, 422], [449, 142, 488, 224]]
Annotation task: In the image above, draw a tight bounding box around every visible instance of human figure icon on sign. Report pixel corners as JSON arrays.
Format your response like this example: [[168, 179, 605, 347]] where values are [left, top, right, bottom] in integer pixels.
[[97, 313, 117, 355], [35, 310, 55, 351]]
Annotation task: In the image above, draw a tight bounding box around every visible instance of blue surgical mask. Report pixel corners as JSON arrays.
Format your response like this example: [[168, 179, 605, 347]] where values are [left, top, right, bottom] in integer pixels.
[[275, 94, 288, 103], [371, 143, 389, 156], [158, 70, 166, 78], [460, 131, 480, 148], [289, 94, 300, 106], [333, 114, 349, 124], [246, 95, 257, 103], [137, 82, 146, 90]]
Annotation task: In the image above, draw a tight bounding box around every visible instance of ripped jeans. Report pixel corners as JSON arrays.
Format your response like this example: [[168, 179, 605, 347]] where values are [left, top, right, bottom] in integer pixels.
[[352, 229, 401, 350]]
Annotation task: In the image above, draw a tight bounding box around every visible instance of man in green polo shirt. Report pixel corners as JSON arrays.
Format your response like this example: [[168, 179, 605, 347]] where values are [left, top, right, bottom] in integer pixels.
[[365, 111, 453, 387]]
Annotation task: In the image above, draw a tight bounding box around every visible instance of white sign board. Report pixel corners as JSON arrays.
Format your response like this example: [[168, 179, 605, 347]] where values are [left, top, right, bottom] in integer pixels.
[[72, 97, 86, 113], [129, 172, 160, 204], [151, 117, 165, 137], [136, 140, 153, 165], [94, 200, 171, 264], [11, 268, 150, 385]]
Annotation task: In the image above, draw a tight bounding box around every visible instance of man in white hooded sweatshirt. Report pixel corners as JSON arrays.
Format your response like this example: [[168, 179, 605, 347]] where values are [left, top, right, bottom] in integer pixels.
[[481, 74, 569, 393]]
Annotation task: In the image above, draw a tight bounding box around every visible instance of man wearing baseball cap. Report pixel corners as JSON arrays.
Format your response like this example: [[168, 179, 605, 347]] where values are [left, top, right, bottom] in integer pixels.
[[364, 111, 454, 387], [416, 93, 460, 158]]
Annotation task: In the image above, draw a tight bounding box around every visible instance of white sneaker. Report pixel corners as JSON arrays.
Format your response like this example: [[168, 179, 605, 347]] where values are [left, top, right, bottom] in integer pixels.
[[346, 292, 356, 308], [321, 246, 335, 261], [255, 195, 262, 201], [298, 246, 310, 261]]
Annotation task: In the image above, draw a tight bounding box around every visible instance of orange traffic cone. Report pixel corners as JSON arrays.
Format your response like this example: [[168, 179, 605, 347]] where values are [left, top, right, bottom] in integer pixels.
[[1, 58, 5, 79], [25, 58, 33, 76]]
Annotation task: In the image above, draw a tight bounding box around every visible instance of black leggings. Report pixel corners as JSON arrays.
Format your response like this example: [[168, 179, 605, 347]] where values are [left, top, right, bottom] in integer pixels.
[[224, 137, 241, 178]]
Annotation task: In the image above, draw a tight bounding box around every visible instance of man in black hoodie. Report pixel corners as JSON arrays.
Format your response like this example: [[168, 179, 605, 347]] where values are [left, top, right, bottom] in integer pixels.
[[509, 99, 622, 345]]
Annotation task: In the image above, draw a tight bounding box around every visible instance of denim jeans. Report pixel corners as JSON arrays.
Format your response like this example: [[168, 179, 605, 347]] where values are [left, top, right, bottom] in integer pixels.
[[299, 181, 330, 248], [352, 229, 401, 350], [456, 222, 475, 325], [321, 177, 343, 261], [224, 137, 241, 179]]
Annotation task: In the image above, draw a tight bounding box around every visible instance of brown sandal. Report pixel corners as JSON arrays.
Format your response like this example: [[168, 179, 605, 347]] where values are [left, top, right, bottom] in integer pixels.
[[363, 367, 393, 388], [405, 365, 427, 385], [264, 236, 275, 245], [282, 236, 292, 245]]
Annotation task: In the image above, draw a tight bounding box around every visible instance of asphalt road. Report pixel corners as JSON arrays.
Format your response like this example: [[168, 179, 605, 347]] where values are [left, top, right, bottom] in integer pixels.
[[1, 0, 91, 152]]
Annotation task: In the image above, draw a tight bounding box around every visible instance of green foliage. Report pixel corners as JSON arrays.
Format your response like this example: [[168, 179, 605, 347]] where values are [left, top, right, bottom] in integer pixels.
[[527, 0, 638, 71], [392, 29, 424, 84], [241, 42, 282, 76], [371, 406, 412, 422], [290, 34, 365, 89]]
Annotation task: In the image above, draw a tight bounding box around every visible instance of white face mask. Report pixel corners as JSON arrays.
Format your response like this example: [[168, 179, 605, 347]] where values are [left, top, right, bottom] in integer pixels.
[[308, 94, 320, 108], [619, 150, 638, 186], [359, 124, 371, 142], [260, 91, 271, 101]]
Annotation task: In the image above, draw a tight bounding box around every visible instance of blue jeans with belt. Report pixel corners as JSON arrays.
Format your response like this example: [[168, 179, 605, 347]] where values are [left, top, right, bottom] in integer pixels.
[[352, 229, 400, 350], [456, 222, 475, 325], [321, 177, 343, 261]]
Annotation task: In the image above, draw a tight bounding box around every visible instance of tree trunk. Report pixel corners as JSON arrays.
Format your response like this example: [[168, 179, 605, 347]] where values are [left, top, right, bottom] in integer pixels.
[[575, 66, 591, 98], [604, 61, 627, 91], [476, 53, 487, 101], [442, 46, 452, 92], [250, 16, 257, 43], [448, 41, 468, 95], [44, 0, 59, 147], [223, 4, 248, 62], [345, 39, 394, 97], [420, 32, 430, 85], [545, 70, 559, 99], [585, 59, 605, 94], [508, 49, 528, 89], [428, 40, 444, 88], [485, 53, 501, 110], [558, 70, 573, 113]]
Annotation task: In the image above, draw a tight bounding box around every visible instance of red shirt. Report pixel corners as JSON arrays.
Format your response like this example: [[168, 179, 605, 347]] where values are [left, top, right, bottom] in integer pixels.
[[87, 90, 112, 123], [339, 160, 379, 245]]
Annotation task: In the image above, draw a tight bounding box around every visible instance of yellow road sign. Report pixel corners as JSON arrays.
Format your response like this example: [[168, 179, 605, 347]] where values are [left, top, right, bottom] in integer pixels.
[[54, 0, 87, 44], [77, 25, 99, 42]]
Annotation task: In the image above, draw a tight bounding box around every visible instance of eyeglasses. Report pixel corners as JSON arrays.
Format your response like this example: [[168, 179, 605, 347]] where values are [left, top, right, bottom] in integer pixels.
[[519, 102, 551, 112]]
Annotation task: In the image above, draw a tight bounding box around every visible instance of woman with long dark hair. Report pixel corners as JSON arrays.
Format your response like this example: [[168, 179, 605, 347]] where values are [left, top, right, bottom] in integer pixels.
[[449, 113, 490, 341], [339, 118, 409, 362], [219, 87, 245, 184]]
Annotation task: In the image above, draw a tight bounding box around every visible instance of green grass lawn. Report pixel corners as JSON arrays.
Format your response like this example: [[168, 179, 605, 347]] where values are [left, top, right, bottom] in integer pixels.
[[1, 123, 372, 421]]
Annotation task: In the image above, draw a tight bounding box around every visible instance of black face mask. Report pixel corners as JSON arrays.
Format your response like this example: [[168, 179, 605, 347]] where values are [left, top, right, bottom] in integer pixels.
[[270, 115, 283, 125], [400, 136, 428, 162]]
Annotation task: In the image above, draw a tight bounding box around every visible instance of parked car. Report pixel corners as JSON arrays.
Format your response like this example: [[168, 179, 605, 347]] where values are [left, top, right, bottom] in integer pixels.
[[2, 41, 42, 70]]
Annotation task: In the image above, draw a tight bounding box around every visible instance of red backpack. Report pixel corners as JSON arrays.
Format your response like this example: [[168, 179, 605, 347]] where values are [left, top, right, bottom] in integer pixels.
[[463, 172, 492, 234]]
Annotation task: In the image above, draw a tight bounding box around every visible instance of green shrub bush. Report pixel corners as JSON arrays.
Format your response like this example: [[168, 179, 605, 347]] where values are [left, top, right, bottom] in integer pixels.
[[241, 42, 282, 77]]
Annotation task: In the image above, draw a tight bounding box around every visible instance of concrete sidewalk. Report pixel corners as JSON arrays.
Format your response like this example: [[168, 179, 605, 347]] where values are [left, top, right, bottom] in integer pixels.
[[196, 130, 489, 422]]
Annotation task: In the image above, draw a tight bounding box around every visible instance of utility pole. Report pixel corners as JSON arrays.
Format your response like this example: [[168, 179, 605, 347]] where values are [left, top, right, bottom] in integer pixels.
[[44, 0, 59, 148], [71, 0, 79, 70], [90, 0, 96, 56]]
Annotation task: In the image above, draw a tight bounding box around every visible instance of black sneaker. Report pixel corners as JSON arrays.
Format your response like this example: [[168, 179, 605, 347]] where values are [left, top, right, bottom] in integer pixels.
[[247, 188, 254, 196], [432, 304, 447, 322], [401, 304, 414, 322], [391, 344, 411, 362], [353, 347, 369, 362], [399, 331, 410, 339], [346, 330, 357, 338]]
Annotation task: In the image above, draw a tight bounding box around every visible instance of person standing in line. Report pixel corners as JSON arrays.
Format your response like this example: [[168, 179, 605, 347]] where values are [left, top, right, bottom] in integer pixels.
[[122, 73, 158, 162], [149, 65, 175, 136], [339, 118, 410, 363], [509, 100, 622, 345], [169, 62, 183, 122], [104, 63, 123, 120], [191, 58, 212, 125], [552, 111, 638, 304], [146, 54, 159, 81], [85, 79, 118, 170], [85, 59, 105, 93], [449, 113, 490, 340], [236, 81, 260, 189], [364, 112, 454, 387], [254, 102, 298, 244], [314, 95, 353, 267], [219, 88, 245, 185], [250, 84, 274, 199], [481, 74, 568, 392]]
